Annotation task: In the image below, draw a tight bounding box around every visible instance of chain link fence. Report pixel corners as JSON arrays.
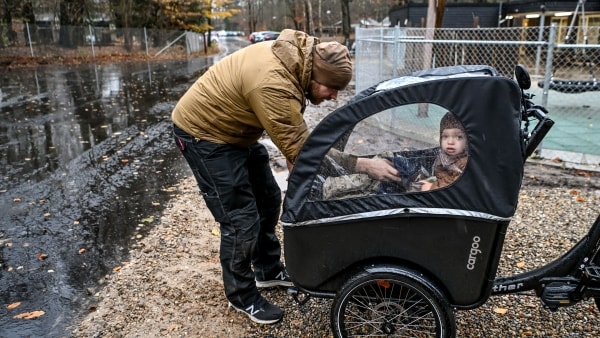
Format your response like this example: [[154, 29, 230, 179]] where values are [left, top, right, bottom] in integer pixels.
[[0, 22, 216, 62], [353, 25, 600, 168]]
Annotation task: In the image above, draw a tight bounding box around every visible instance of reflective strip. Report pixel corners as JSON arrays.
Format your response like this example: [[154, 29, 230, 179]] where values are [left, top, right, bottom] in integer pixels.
[[282, 207, 511, 227], [375, 72, 493, 91]]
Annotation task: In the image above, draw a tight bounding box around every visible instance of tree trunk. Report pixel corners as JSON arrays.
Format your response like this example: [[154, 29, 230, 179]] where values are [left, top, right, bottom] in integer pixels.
[[435, 0, 446, 28], [1, 0, 16, 46], [248, 2, 254, 33], [423, 0, 436, 70], [341, 0, 351, 46], [59, 0, 84, 48], [317, 0, 322, 36], [305, 0, 313, 35], [418, 0, 437, 117]]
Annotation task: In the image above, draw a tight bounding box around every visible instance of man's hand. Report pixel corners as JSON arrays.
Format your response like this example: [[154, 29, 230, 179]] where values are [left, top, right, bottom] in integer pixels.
[[355, 157, 402, 182]]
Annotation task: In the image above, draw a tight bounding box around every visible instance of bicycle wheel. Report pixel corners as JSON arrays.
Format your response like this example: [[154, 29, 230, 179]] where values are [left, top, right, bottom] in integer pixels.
[[594, 254, 600, 311], [331, 266, 455, 338]]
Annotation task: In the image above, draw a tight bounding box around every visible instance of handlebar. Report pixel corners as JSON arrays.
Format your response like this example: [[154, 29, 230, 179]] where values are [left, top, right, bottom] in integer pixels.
[[521, 95, 554, 159], [514, 65, 555, 160]]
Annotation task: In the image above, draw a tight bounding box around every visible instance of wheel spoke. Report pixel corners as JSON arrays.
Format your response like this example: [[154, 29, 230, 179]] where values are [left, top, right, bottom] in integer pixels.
[[334, 278, 450, 337]]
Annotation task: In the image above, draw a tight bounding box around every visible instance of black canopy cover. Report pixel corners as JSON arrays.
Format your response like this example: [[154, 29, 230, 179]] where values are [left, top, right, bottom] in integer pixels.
[[281, 65, 525, 225]]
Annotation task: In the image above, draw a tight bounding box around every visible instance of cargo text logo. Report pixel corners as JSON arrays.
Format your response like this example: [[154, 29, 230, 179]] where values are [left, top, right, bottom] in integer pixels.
[[466, 236, 481, 270]]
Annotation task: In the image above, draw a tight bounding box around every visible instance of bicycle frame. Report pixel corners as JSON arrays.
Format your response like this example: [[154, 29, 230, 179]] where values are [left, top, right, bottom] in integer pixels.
[[492, 215, 600, 309], [492, 66, 600, 307]]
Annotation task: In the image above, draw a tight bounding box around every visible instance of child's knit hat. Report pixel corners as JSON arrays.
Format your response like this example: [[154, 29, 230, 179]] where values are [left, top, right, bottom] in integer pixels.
[[440, 112, 464, 133]]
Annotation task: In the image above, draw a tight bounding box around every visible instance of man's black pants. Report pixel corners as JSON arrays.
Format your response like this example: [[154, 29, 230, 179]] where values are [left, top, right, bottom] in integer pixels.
[[173, 124, 283, 307]]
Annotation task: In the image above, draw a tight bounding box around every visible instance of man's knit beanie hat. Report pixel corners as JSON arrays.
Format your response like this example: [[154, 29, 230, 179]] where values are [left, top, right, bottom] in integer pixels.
[[311, 41, 353, 90]]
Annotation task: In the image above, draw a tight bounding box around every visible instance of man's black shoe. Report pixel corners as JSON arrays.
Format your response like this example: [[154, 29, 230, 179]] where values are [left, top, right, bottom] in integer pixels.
[[229, 297, 283, 324], [255, 269, 294, 288]]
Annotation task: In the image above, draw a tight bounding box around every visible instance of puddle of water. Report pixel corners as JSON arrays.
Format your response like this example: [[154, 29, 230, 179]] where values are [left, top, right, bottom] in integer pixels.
[[0, 57, 218, 337]]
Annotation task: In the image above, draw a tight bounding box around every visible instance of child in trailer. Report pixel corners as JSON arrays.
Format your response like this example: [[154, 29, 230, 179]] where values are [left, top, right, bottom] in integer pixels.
[[320, 111, 468, 199], [418, 111, 469, 191]]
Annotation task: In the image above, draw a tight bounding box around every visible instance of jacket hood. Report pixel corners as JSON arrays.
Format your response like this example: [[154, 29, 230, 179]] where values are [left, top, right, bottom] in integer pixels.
[[272, 29, 320, 91]]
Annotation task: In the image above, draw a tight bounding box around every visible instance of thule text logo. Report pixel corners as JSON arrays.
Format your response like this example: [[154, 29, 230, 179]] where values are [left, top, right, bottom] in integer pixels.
[[466, 236, 481, 270]]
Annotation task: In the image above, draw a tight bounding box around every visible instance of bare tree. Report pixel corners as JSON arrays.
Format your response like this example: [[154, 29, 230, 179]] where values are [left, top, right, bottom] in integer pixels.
[[283, 0, 303, 31], [59, 0, 85, 48], [247, 0, 256, 33], [109, 0, 134, 50], [317, 0, 322, 35], [304, 0, 313, 35], [1, 0, 18, 46], [340, 0, 351, 45]]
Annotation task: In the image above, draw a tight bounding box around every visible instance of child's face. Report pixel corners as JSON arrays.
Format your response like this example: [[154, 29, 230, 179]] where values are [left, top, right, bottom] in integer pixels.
[[440, 128, 467, 156]]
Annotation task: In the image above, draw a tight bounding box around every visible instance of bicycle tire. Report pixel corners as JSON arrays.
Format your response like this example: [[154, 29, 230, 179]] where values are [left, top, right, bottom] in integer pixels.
[[330, 266, 456, 337]]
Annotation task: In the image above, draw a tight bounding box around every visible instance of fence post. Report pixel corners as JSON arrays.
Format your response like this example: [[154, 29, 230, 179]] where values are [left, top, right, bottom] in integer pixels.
[[144, 27, 149, 56], [393, 26, 399, 78], [534, 10, 546, 76], [155, 31, 186, 56], [89, 25, 95, 58], [26, 23, 34, 57], [379, 26, 384, 80], [354, 26, 360, 90], [541, 24, 557, 108]]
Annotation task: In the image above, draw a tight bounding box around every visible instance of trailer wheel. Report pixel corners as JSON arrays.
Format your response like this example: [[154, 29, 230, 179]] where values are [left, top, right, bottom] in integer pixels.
[[330, 266, 455, 337]]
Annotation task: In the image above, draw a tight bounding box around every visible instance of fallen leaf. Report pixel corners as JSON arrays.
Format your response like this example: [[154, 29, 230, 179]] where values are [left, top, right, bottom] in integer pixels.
[[576, 196, 586, 202], [211, 228, 220, 236], [78, 248, 86, 255], [113, 266, 122, 272], [570, 190, 579, 195], [168, 323, 183, 332], [516, 261, 526, 268], [37, 253, 48, 261], [551, 157, 563, 163], [6, 302, 21, 310], [13, 310, 45, 319], [493, 307, 508, 314], [141, 216, 154, 223]]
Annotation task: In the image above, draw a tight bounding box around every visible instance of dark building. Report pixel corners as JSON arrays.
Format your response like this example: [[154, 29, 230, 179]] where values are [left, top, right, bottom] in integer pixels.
[[389, 1, 600, 43]]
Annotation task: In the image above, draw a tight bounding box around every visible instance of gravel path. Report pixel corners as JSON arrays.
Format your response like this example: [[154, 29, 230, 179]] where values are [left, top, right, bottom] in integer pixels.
[[71, 176, 599, 338], [72, 88, 600, 338]]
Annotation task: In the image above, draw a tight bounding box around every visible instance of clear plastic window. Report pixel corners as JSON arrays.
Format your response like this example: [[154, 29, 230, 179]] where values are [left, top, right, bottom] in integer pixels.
[[309, 103, 469, 201]]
